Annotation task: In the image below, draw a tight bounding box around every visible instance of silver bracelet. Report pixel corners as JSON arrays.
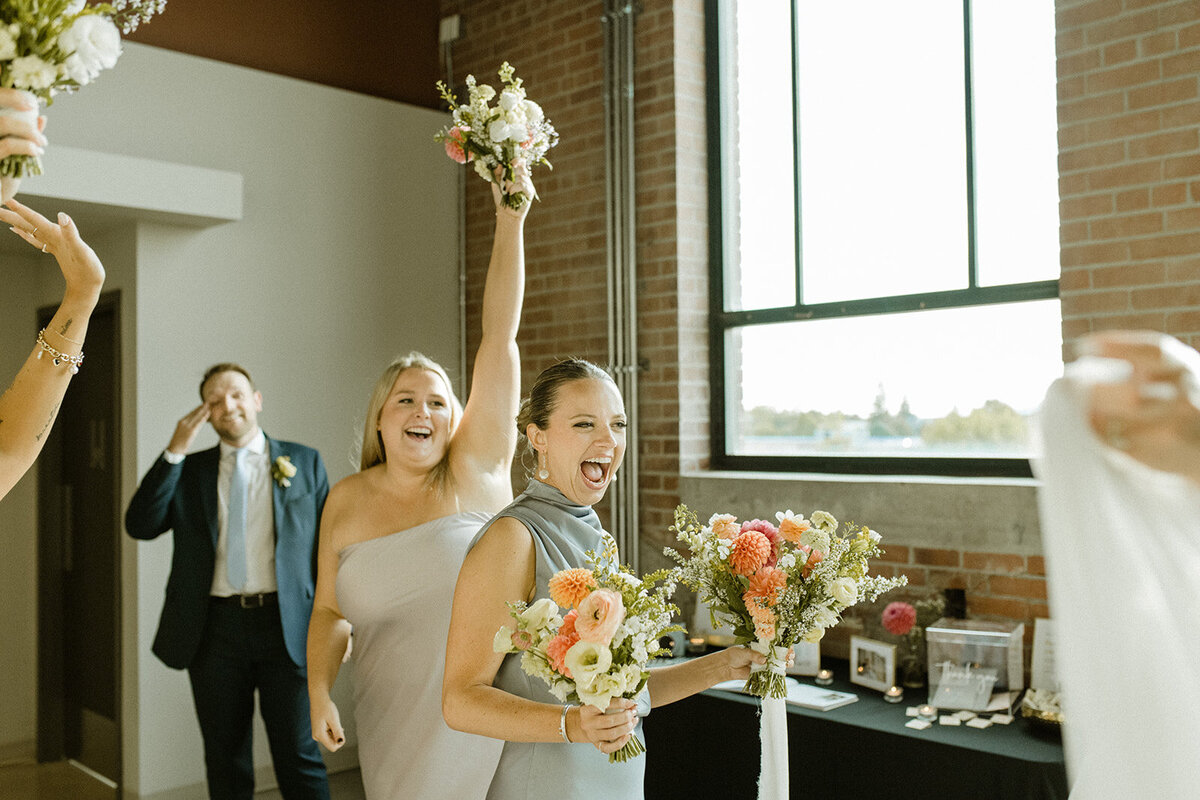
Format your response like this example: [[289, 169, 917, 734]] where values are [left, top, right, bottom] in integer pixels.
[[36, 328, 84, 374], [559, 704, 571, 743]]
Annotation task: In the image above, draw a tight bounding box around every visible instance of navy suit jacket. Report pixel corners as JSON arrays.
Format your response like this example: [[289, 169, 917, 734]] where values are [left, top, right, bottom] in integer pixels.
[[125, 435, 329, 670]]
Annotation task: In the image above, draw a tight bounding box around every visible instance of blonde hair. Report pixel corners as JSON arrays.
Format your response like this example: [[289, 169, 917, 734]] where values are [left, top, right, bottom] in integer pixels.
[[358, 353, 463, 489]]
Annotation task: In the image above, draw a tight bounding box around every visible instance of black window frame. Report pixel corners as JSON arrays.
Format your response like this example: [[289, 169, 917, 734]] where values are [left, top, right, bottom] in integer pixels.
[[705, 0, 1060, 479]]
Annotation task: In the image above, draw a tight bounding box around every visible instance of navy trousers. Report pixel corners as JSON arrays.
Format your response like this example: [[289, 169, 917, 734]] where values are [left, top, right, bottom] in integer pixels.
[[187, 601, 330, 800]]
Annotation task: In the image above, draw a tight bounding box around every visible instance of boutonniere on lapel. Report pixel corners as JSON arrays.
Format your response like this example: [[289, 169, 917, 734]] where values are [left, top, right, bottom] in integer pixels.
[[272, 456, 297, 489]]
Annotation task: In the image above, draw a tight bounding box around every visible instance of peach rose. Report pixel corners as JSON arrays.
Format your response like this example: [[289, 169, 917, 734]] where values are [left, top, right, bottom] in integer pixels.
[[575, 588, 625, 646], [444, 125, 471, 164], [709, 513, 741, 539]]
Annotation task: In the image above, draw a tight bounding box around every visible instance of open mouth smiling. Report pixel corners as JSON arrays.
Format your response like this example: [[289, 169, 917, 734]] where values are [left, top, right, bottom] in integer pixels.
[[405, 426, 433, 441], [580, 456, 612, 489]]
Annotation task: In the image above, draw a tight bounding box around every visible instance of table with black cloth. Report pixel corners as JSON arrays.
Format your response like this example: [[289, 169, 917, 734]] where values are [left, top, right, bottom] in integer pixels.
[[642, 659, 1067, 800]]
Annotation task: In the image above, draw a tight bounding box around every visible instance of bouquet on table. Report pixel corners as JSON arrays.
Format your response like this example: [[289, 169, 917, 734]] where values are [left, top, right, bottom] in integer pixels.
[[0, 0, 167, 198], [493, 532, 681, 763], [668, 506, 907, 699], [435, 61, 558, 210]]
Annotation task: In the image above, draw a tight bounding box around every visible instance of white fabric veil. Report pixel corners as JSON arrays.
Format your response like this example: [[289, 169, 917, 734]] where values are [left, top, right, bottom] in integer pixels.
[[1035, 333, 1200, 798]]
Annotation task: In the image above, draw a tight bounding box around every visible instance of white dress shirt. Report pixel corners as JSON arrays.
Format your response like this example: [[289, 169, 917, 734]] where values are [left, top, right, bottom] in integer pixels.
[[208, 431, 277, 596]]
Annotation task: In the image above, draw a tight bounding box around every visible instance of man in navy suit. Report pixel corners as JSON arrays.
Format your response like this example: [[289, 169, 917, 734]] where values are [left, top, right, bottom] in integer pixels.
[[126, 363, 331, 800]]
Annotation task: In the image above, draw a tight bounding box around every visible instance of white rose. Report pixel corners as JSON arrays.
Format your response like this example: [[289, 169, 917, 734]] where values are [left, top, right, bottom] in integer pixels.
[[799, 528, 831, 555], [830, 577, 858, 606], [493, 626, 516, 653], [517, 598, 558, 631], [576, 671, 625, 710], [814, 605, 839, 628], [800, 627, 825, 643], [0, 25, 17, 61], [58, 14, 122, 85], [564, 640, 613, 687], [499, 90, 520, 112], [810, 510, 838, 534], [523, 99, 544, 123], [488, 118, 516, 142], [10, 55, 57, 91]]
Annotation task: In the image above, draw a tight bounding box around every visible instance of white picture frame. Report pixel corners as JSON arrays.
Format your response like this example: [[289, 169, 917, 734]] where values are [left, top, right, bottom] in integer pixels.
[[850, 635, 897, 693], [786, 641, 821, 676]]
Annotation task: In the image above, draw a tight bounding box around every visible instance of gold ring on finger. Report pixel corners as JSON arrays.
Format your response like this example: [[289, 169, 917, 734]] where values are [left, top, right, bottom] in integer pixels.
[[30, 226, 37, 235]]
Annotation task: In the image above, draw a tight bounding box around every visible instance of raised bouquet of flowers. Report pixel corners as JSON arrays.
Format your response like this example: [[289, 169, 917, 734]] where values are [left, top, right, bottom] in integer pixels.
[[435, 61, 558, 210], [0, 0, 167, 196], [668, 505, 906, 698], [493, 532, 681, 762]]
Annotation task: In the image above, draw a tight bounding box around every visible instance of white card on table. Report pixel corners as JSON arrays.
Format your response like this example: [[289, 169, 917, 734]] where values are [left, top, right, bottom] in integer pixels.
[[966, 717, 992, 729], [906, 719, 932, 730], [990, 713, 1013, 725], [939, 715, 961, 726]]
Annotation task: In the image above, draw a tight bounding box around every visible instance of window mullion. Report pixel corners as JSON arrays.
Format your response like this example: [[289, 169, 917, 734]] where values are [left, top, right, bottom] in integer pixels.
[[963, 0, 979, 290]]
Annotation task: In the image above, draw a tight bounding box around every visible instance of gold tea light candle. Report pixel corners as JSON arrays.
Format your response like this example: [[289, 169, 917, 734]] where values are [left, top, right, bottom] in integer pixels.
[[815, 668, 834, 686]]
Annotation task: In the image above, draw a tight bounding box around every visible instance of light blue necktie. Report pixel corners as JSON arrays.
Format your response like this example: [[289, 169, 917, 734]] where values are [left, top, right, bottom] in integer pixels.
[[226, 448, 248, 591]]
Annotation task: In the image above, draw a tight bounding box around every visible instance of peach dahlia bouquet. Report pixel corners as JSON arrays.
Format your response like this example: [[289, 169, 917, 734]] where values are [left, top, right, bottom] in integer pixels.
[[493, 533, 681, 763], [668, 505, 906, 698]]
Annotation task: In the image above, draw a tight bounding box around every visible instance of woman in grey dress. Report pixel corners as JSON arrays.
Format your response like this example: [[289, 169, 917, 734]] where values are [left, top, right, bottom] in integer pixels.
[[443, 360, 768, 799], [305, 180, 531, 799]]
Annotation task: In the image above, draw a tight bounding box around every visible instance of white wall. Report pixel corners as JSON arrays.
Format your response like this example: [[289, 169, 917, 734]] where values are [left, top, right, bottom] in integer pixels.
[[2, 42, 461, 798]]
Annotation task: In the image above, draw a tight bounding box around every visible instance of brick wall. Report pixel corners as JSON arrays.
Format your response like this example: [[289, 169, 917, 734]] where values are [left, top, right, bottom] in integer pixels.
[[438, 0, 1196, 645], [1057, 0, 1200, 350]]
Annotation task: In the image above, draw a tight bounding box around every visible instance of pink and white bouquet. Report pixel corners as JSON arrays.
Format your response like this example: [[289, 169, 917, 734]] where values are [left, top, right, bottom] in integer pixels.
[[435, 61, 558, 210], [493, 533, 681, 762], [668, 505, 906, 698], [0, 0, 166, 196]]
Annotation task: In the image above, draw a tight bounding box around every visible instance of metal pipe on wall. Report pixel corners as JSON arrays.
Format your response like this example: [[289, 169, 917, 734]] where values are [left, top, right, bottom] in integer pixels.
[[603, 0, 640, 571]]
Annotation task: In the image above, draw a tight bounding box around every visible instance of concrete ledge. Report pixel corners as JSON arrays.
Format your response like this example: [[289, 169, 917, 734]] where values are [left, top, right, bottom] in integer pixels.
[[19, 145, 242, 227]]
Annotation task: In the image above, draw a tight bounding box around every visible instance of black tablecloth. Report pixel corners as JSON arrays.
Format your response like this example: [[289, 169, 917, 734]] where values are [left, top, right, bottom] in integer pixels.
[[643, 661, 1068, 800]]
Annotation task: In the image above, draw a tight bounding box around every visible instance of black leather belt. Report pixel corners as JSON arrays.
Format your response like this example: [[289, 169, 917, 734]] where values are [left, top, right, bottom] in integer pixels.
[[212, 592, 278, 608]]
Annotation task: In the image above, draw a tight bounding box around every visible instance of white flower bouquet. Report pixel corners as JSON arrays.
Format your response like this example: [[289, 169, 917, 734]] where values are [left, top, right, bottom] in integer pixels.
[[0, 0, 166, 195], [435, 61, 558, 210], [667, 506, 906, 698], [493, 533, 681, 762]]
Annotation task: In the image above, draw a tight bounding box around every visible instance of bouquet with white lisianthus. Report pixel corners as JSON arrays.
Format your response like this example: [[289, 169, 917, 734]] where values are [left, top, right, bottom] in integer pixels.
[[0, 0, 166, 198], [434, 61, 558, 210], [668, 505, 906, 699], [493, 532, 681, 762]]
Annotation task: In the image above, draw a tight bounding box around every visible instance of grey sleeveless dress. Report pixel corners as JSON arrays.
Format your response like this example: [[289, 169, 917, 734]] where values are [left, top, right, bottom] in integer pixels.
[[337, 511, 503, 799], [470, 479, 648, 800]]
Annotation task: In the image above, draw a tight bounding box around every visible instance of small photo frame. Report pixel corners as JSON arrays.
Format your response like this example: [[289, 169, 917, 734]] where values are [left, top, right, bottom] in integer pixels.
[[786, 641, 820, 677], [849, 635, 896, 693]]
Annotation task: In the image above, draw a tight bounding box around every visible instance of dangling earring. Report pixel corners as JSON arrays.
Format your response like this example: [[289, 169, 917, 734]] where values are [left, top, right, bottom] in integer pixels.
[[537, 450, 549, 481]]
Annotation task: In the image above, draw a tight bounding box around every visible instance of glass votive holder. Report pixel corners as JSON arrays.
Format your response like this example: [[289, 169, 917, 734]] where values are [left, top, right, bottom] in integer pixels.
[[884, 685, 904, 703], [917, 704, 938, 721], [685, 637, 706, 655], [815, 668, 834, 686]]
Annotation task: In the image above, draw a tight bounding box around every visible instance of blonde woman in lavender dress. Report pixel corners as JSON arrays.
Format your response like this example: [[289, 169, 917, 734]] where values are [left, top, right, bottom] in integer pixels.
[[305, 181, 531, 799]]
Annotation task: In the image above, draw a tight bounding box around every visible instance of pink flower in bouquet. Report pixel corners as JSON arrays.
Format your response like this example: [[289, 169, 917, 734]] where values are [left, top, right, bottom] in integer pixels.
[[746, 565, 787, 605], [709, 513, 740, 539], [546, 632, 577, 677], [745, 596, 776, 640], [549, 568, 596, 609], [576, 589, 624, 646], [729, 530, 771, 576], [882, 601, 917, 636], [801, 547, 824, 579], [511, 629, 534, 651], [740, 519, 780, 567], [444, 126, 471, 163], [560, 608, 579, 638]]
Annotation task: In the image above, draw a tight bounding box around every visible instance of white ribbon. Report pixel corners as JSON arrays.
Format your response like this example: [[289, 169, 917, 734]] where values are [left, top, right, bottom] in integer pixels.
[[752, 644, 789, 800]]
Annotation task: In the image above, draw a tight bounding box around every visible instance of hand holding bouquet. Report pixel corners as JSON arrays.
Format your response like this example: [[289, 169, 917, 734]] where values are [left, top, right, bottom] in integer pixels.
[[493, 533, 681, 762], [435, 62, 558, 210], [668, 506, 906, 698], [0, 0, 166, 199]]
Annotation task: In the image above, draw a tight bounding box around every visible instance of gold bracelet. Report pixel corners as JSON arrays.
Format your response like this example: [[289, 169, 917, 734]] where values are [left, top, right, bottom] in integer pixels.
[[36, 328, 84, 374]]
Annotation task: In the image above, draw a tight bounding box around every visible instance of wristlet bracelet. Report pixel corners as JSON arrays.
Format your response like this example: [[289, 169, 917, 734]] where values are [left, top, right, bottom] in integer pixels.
[[36, 329, 84, 374], [560, 704, 572, 743]]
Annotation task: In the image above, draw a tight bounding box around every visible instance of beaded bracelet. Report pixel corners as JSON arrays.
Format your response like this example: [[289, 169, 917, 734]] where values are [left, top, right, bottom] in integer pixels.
[[36, 328, 84, 374], [559, 704, 572, 744]]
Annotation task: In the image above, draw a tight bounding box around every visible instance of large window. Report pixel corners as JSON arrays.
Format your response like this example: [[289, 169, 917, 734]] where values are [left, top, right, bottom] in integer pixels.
[[708, 0, 1061, 477]]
